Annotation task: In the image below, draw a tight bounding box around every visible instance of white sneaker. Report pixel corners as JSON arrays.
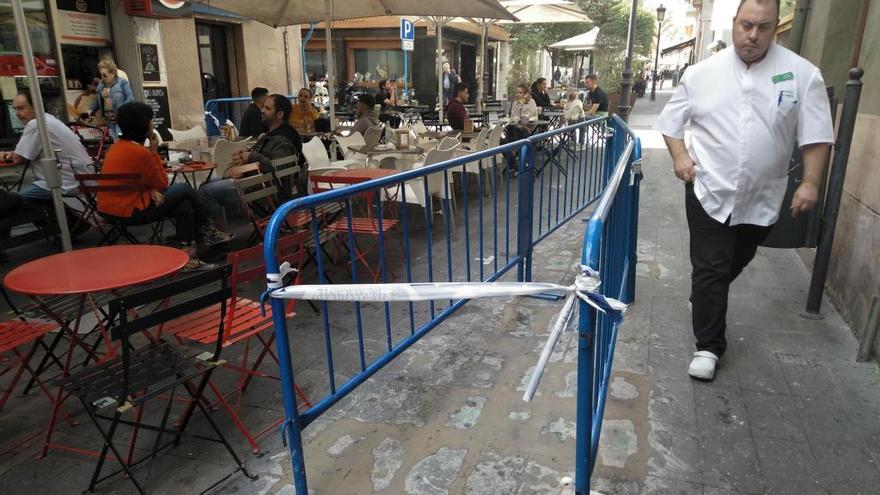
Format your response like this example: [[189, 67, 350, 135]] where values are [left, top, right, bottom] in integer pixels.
[[688, 351, 719, 380]]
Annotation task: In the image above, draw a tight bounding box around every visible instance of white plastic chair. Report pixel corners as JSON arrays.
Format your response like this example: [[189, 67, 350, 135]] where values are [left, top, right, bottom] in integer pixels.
[[301, 137, 361, 170], [363, 126, 383, 147], [168, 126, 208, 143], [212, 138, 253, 178], [398, 148, 456, 223]]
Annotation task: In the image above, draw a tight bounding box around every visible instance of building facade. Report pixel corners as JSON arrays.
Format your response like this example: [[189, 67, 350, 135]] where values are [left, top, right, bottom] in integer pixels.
[[301, 17, 509, 106], [1, 0, 302, 144], [790, 0, 879, 358]]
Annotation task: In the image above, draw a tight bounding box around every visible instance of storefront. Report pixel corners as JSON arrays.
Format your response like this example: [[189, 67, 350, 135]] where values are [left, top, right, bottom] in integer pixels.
[[302, 17, 509, 107], [1, 0, 303, 146]]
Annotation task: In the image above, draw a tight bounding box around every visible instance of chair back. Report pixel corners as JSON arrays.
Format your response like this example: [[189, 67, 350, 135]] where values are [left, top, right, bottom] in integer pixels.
[[75, 173, 146, 195], [301, 137, 330, 169], [213, 138, 253, 177], [437, 136, 461, 153], [411, 120, 429, 136], [108, 265, 231, 396], [270, 155, 302, 199], [334, 132, 366, 159], [168, 126, 208, 143], [487, 124, 503, 149], [412, 148, 454, 196], [233, 172, 281, 239], [110, 265, 230, 341], [363, 125, 383, 147], [470, 127, 490, 152]]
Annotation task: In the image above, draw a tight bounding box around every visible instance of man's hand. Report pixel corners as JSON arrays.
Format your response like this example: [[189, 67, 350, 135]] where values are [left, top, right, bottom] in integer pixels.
[[673, 155, 696, 182], [790, 181, 819, 218], [231, 149, 248, 166], [149, 189, 165, 207], [0, 151, 10, 162]]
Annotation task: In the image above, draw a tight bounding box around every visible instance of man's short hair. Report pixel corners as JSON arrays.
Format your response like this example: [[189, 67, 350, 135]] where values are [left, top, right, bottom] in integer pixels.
[[454, 82, 469, 95], [585, 74, 598, 83], [251, 87, 269, 101], [736, 0, 780, 16], [116, 102, 154, 142], [15, 90, 33, 107], [357, 93, 375, 109], [270, 94, 292, 121]]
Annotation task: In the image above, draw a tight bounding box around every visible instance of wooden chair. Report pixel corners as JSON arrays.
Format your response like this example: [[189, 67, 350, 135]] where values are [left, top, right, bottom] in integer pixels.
[[60, 266, 253, 494], [159, 233, 312, 453]]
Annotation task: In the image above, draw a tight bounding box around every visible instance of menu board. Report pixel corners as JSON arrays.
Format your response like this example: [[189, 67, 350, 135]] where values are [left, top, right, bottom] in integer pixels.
[[139, 44, 161, 82], [143, 86, 172, 140], [55, 0, 112, 46]]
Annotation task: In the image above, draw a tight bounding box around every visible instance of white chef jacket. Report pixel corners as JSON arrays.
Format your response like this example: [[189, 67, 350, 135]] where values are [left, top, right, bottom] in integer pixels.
[[655, 44, 834, 226]]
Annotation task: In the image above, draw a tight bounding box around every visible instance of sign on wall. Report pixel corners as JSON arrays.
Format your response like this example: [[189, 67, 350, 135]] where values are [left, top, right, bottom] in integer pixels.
[[139, 44, 161, 82], [56, 0, 112, 46], [143, 86, 172, 140]]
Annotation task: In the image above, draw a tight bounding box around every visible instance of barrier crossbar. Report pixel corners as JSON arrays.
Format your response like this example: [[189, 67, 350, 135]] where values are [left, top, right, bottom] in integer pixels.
[[261, 114, 640, 494]]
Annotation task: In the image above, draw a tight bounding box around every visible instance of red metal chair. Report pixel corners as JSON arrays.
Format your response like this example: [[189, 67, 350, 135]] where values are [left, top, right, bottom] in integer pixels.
[[159, 232, 312, 453], [0, 307, 78, 455], [68, 122, 111, 165], [309, 173, 401, 282]]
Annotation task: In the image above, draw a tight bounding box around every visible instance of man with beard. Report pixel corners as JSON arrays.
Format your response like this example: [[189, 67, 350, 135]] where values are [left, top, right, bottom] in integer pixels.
[[199, 94, 304, 228]]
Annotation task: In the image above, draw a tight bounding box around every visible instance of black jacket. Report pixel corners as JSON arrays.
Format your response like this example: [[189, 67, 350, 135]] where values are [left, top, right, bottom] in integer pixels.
[[248, 124, 306, 198], [531, 90, 552, 108], [239, 103, 267, 138]]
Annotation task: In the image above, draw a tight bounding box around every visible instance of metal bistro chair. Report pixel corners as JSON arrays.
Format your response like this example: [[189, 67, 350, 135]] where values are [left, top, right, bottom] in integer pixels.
[[309, 173, 402, 283], [60, 266, 254, 494], [160, 233, 312, 453], [73, 173, 166, 245]]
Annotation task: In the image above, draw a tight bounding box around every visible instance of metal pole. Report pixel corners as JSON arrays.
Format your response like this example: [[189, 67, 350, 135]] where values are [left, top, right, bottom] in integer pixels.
[[805, 68, 864, 315], [478, 20, 488, 111], [437, 18, 445, 126], [618, 0, 640, 121], [650, 19, 662, 101], [788, 0, 813, 55], [856, 295, 880, 362], [11, 0, 72, 252], [324, 0, 337, 131]]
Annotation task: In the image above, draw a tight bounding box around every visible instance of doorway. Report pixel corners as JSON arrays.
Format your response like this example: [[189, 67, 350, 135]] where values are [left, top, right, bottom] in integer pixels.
[[195, 22, 233, 102]]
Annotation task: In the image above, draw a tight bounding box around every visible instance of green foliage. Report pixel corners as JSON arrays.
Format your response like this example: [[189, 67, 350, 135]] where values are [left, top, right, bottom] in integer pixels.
[[578, 0, 656, 91], [506, 0, 656, 96]]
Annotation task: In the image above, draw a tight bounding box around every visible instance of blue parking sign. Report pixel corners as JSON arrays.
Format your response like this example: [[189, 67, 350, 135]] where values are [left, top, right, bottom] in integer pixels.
[[400, 18, 414, 40]]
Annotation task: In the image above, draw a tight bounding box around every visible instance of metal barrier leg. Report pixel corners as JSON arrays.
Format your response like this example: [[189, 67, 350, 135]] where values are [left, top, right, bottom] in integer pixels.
[[517, 143, 536, 282], [575, 301, 596, 495], [268, 296, 309, 494]]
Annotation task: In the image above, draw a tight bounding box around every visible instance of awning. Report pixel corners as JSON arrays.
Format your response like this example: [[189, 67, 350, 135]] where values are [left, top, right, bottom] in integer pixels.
[[661, 38, 695, 56], [549, 27, 600, 51]]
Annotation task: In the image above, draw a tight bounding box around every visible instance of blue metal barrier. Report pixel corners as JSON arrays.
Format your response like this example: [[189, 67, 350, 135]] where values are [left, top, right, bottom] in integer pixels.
[[262, 114, 640, 494], [576, 116, 642, 495]]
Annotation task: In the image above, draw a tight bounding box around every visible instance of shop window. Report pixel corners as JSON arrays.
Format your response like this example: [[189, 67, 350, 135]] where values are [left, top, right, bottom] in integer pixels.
[[0, 0, 63, 143], [304, 50, 325, 81], [353, 49, 403, 81]]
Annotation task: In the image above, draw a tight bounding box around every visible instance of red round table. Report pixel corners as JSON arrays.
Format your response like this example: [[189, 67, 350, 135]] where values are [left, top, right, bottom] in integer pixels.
[[317, 168, 400, 181], [4, 245, 190, 296], [3, 245, 189, 459]]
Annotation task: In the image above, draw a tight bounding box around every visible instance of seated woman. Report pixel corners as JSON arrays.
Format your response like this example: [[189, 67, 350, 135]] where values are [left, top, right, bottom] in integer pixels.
[[97, 102, 232, 270], [502, 84, 539, 171], [289, 87, 319, 134]]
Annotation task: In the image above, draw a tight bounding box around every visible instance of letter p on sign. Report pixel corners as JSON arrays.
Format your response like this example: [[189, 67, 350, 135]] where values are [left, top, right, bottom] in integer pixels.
[[400, 19, 414, 40]]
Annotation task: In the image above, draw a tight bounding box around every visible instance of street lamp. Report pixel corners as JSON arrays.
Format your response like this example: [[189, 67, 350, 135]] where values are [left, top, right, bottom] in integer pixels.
[[650, 4, 666, 101]]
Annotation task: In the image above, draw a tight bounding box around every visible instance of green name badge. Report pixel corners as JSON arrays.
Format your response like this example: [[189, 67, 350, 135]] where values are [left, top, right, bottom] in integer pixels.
[[772, 72, 794, 84]]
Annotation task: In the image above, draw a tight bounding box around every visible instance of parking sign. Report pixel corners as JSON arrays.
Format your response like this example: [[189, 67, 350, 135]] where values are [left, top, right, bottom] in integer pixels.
[[400, 18, 414, 41]]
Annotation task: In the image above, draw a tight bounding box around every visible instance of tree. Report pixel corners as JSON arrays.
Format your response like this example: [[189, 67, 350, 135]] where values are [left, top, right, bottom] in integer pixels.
[[508, 21, 591, 90], [577, 0, 656, 91]]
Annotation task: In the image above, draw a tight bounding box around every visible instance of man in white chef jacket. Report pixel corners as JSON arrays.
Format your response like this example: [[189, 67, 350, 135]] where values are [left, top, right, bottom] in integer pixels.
[[655, 0, 834, 380]]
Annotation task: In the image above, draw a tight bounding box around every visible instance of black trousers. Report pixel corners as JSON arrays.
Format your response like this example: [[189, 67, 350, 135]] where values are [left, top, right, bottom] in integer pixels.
[[685, 182, 772, 356]]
